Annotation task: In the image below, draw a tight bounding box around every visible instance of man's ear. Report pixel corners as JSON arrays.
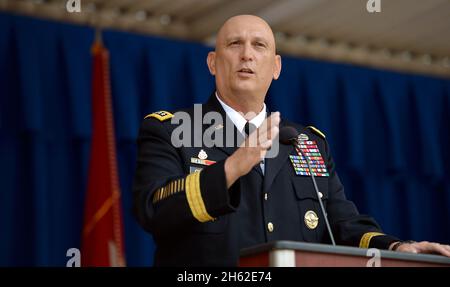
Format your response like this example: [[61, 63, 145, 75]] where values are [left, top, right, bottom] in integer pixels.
[[273, 55, 282, 80], [207, 51, 216, 75]]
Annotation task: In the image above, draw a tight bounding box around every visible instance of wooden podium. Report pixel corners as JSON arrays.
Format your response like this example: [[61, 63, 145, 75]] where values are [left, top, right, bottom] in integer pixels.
[[239, 241, 450, 267]]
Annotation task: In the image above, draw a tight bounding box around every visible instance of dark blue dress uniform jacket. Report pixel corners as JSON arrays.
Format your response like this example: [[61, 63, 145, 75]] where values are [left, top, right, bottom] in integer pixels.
[[132, 94, 399, 266]]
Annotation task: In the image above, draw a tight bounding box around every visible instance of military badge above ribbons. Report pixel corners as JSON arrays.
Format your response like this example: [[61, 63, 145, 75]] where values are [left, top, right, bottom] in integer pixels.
[[190, 149, 216, 173], [289, 135, 329, 177], [191, 149, 216, 166]]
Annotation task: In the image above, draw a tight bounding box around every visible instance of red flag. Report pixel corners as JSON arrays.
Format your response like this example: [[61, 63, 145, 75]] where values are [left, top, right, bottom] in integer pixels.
[[81, 41, 126, 267]]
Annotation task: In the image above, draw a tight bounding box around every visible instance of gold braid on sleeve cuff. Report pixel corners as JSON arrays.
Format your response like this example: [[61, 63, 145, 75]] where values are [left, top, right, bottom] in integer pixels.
[[185, 171, 215, 223], [359, 232, 385, 249]]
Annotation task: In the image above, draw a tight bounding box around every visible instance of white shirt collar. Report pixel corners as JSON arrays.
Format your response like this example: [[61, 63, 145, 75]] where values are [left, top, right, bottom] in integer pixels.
[[215, 92, 266, 135]]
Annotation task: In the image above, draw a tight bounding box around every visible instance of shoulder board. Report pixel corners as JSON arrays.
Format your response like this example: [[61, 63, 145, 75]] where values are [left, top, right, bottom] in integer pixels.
[[307, 126, 326, 139], [144, 111, 173, 122]]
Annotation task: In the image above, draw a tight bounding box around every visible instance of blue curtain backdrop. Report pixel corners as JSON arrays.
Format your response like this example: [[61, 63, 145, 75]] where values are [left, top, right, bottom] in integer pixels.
[[1, 13, 449, 266]]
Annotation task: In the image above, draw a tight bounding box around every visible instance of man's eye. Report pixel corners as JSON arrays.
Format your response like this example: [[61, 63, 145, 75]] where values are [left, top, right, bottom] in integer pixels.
[[253, 42, 266, 49], [229, 41, 240, 46]]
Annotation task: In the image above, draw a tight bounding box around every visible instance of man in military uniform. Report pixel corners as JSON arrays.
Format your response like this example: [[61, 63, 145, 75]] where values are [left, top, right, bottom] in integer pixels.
[[132, 15, 450, 266]]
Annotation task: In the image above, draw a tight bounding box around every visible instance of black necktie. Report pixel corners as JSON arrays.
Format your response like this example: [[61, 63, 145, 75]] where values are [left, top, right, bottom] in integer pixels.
[[244, 121, 264, 175], [244, 122, 257, 137]]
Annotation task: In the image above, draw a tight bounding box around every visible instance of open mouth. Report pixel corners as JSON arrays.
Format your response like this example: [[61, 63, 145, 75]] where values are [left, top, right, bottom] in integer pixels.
[[237, 68, 254, 74]]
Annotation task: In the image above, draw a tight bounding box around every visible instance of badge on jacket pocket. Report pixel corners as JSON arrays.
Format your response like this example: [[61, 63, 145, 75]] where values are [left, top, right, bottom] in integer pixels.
[[304, 210, 319, 229]]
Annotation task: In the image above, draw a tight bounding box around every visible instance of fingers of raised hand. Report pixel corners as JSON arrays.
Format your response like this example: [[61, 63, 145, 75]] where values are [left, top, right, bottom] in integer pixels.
[[246, 112, 280, 148], [257, 112, 280, 141]]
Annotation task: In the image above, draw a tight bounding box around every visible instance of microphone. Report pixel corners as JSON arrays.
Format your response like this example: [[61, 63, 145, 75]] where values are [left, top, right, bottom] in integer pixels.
[[280, 126, 336, 246]]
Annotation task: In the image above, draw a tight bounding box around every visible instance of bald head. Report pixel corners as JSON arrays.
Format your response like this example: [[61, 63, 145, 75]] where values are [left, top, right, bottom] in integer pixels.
[[206, 15, 282, 114], [216, 15, 277, 53]]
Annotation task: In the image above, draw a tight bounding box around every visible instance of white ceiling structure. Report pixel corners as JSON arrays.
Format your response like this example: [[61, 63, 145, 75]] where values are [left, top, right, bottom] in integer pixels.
[[1, 0, 450, 78]]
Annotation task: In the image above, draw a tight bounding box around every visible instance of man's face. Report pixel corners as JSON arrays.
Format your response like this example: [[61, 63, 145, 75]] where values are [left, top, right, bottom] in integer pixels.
[[207, 15, 281, 98]]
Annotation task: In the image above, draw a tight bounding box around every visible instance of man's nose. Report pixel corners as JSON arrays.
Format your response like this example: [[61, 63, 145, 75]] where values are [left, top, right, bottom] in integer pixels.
[[240, 43, 253, 61]]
